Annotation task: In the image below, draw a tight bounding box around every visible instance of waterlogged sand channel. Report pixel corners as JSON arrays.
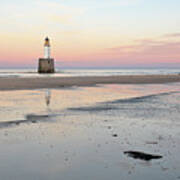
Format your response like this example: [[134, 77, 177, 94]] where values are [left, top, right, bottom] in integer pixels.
[[0, 84, 180, 180]]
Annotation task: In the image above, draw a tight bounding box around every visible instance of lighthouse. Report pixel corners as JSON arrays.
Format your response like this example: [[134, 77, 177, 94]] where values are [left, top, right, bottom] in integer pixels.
[[38, 37, 55, 73]]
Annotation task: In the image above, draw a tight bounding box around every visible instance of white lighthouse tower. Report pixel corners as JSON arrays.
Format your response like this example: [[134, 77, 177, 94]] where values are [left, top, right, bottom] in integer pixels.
[[44, 37, 51, 59], [38, 37, 55, 73]]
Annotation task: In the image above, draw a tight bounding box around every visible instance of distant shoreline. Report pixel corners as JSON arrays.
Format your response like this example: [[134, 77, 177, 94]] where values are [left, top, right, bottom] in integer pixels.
[[0, 75, 180, 91]]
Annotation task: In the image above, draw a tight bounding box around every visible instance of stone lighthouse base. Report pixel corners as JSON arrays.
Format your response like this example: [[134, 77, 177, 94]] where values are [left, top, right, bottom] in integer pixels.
[[38, 58, 55, 73]]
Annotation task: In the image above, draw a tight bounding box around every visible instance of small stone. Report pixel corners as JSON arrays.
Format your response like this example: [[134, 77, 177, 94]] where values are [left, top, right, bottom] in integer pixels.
[[112, 134, 118, 137], [146, 141, 158, 145]]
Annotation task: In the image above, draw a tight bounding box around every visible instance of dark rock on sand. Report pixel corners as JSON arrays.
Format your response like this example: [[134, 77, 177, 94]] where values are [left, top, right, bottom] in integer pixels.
[[112, 134, 118, 137], [31, 120, 37, 123], [124, 151, 162, 161]]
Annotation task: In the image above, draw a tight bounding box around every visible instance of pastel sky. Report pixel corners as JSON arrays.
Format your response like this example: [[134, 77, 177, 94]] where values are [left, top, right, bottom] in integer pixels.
[[1, 0, 180, 68]]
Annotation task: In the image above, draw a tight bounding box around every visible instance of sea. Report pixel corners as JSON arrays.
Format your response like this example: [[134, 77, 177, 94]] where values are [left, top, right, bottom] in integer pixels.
[[0, 68, 179, 78]]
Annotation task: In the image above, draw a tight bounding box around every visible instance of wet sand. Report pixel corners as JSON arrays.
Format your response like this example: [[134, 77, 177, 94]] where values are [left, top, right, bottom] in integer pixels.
[[0, 74, 180, 90], [0, 84, 180, 180]]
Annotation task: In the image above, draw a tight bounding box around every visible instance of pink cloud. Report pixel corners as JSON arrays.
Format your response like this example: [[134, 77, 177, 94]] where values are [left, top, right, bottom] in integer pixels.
[[163, 33, 180, 38], [98, 37, 180, 66]]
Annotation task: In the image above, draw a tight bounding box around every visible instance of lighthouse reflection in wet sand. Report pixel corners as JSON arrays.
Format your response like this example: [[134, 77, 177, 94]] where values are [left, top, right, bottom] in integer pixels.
[[44, 37, 50, 59]]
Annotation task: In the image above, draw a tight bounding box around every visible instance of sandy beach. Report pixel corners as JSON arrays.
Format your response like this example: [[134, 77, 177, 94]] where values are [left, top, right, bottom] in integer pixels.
[[0, 74, 180, 90]]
